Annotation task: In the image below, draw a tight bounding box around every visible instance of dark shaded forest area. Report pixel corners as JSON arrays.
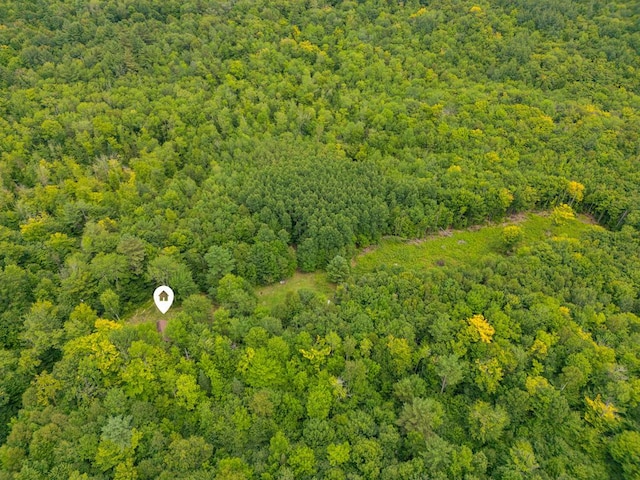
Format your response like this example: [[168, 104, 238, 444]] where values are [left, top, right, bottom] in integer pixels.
[[0, 0, 639, 478]]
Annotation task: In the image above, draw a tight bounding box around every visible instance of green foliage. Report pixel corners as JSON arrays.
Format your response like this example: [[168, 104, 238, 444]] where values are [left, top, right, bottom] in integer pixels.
[[327, 442, 350, 467], [0, 0, 640, 476], [164, 436, 213, 473], [397, 398, 444, 442], [255, 272, 333, 311], [551, 204, 576, 225], [468, 401, 510, 444], [99, 289, 121, 320], [502, 225, 524, 252], [216, 274, 257, 316], [326, 255, 350, 284], [610, 431, 640, 479], [216, 457, 252, 479], [435, 354, 465, 393], [204, 246, 235, 291], [306, 383, 333, 420], [354, 212, 598, 273], [288, 445, 316, 477], [181, 295, 212, 324], [147, 254, 197, 299], [3, 220, 640, 478], [508, 440, 539, 474]]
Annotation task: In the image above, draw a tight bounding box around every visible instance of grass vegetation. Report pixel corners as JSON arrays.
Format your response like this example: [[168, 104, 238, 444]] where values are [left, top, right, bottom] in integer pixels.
[[124, 274, 335, 325], [353, 212, 601, 274], [126, 212, 599, 323], [2, 1, 639, 475], [126, 299, 182, 325], [255, 271, 334, 309]]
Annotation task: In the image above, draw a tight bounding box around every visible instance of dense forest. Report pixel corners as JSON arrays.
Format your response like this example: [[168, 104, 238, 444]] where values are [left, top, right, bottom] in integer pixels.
[[0, 0, 639, 478]]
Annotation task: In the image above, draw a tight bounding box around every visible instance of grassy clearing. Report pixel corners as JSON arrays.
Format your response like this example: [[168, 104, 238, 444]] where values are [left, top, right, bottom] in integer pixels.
[[256, 271, 334, 309], [126, 299, 182, 325], [125, 274, 334, 325], [354, 212, 601, 274], [127, 212, 600, 322]]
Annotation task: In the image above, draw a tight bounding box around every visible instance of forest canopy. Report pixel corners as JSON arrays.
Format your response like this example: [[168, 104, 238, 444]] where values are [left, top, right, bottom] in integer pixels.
[[0, 0, 639, 478]]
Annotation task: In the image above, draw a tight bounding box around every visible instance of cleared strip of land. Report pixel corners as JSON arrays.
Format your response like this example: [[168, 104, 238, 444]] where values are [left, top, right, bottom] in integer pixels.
[[129, 212, 600, 322], [353, 212, 600, 274]]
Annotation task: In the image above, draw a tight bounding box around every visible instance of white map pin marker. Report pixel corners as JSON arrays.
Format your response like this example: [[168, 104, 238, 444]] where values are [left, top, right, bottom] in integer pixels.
[[153, 285, 174, 314]]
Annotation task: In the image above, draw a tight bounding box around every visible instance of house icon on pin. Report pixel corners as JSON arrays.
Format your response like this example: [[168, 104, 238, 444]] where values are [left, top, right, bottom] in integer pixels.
[[153, 286, 174, 315]]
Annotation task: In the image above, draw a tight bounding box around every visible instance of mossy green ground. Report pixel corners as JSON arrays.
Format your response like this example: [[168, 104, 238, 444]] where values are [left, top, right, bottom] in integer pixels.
[[256, 271, 335, 310], [127, 299, 182, 325], [128, 212, 601, 321], [353, 212, 601, 274], [128, 273, 333, 324]]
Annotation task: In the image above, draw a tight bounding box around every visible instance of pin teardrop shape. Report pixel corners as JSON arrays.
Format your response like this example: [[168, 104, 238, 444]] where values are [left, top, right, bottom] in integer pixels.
[[153, 286, 174, 314]]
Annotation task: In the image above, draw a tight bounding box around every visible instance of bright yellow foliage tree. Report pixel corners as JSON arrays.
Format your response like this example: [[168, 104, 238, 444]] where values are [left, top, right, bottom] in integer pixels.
[[585, 395, 619, 427], [567, 181, 585, 204], [468, 314, 495, 343], [551, 203, 575, 225], [300, 337, 332, 370]]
